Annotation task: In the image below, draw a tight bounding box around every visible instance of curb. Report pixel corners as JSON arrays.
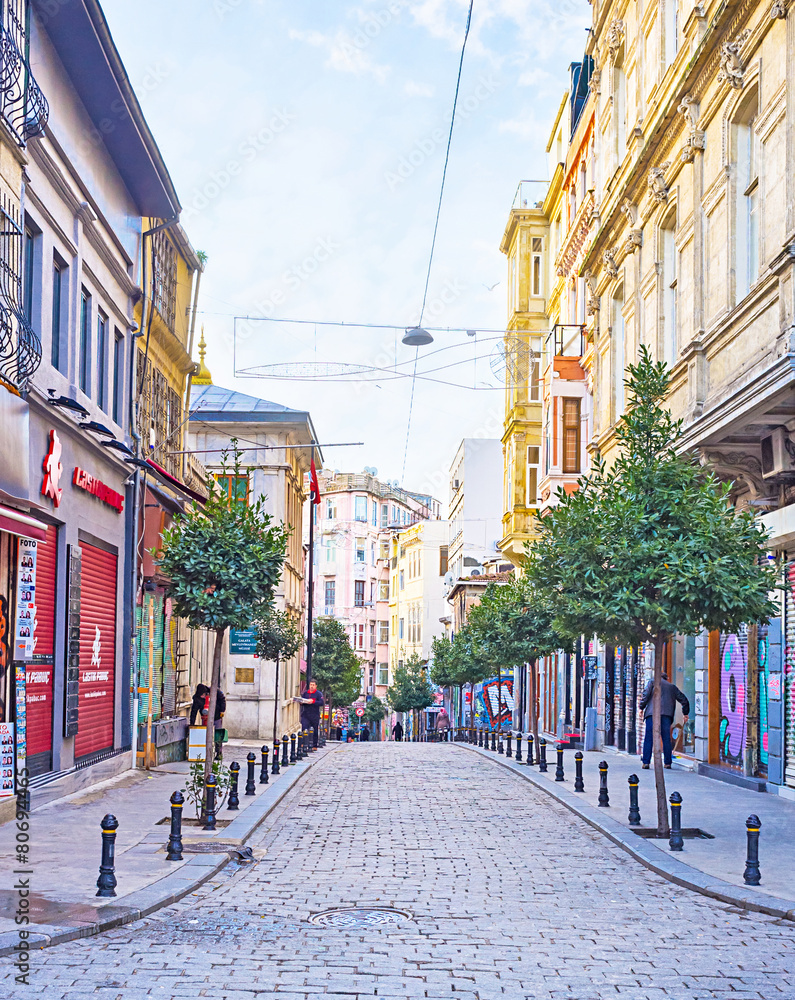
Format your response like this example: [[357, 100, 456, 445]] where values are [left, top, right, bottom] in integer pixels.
[[0, 747, 332, 957], [455, 742, 795, 922]]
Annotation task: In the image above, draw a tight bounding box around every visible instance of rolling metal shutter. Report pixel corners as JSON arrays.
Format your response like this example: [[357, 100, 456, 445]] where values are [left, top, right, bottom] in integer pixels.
[[785, 559, 795, 788], [26, 525, 57, 765], [75, 543, 117, 759]]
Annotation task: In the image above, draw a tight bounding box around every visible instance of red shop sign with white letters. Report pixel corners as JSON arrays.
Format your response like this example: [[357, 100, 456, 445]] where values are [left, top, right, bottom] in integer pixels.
[[72, 467, 124, 513]]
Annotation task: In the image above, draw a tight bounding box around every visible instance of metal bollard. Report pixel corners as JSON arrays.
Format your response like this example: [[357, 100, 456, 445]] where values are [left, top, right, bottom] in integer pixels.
[[167, 791, 184, 860], [516, 733, 523, 763], [574, 751, 584, 792], [491, 731, 497, 752], [627, 773, 641, 825], [744, 814, 762, 885], [538, 739, 548, 772], [477, 728, 482, 748], [555, 744, 565, 781], [470, 726, 475, 745], [498, 729, 504, 755], [669, 792, 684, 851], [298, 731, 306, 760], [272, 739, 280, 775], [526, 734, 534, 766], [290, 733, 297, 763], [96, 813, 119, 897], [260, 745, 270, 784], [204, 775, 218, 830], [506, 732, 513, 758], [228, 761, 240, 810], [245, 752, 257, 795], [597, 761, 609, 807], [281, 735, 289, 768]]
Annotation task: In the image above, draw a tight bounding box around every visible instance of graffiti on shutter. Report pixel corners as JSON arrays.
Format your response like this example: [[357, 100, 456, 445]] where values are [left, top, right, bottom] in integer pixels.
[[718, 627, 749, 769], [63, 545, 80, 737], [27, 524, 57, 767], [785, 559, 795, 787], [75, 544, 117, 759]]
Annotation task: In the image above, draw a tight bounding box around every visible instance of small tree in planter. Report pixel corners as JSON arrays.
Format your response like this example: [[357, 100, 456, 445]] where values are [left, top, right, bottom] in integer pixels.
[[252, 604, 302, 739], [157, 448, 288, 799], [528, 347, 776, 835]]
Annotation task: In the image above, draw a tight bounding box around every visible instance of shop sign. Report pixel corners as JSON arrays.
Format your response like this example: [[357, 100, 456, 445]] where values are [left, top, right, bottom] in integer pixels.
[[0, 722, 14, 797], [230, 628, 258, 655], [72, 467, 124, 512], [41, 429, 63, 507]]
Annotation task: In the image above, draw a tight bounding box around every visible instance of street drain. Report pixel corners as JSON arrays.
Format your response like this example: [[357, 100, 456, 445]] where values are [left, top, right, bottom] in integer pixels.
[[308, 907, 413, 928]]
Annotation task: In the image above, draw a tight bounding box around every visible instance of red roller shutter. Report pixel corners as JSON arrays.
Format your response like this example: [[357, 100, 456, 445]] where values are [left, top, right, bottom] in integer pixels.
[[27, 525, 57, 760], [75, 543, 117, 759]]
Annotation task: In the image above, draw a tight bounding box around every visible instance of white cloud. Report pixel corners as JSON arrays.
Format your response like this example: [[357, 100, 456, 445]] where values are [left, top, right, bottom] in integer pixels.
[[403, 80, 435, 96], [288, 27, 391, 83]]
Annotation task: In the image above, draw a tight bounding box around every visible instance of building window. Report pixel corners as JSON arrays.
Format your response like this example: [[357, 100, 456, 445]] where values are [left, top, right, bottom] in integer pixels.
[[355, 537, 366, 562], [379, 540, 389, 560], [356, 624, 365, 649], [379, 581, 389, 601], [51, 257, 64, 370], [215, 474, 249, 504], [662, 222, 677, 366], [325, 499, 336, 520], [527, 445, 541, 506], [561, 398, 581, 474], [323, 536, 336, 562], [371, 542, 376, 565], [371, 499, 377, 526], [378, 620, 389, 644], [381, 503, 388, 527], [378, 663, 389, 686], [664, 0, 678, 67], [614, 54, 626, 162], [399, 570, 404, 591], [368, 665, 375, 692], [324, 580, 336, 609], [613, 292, 625, 419], [79, 289, 91, 395], [354, 495, 367, 521], [369, 623, 376, 649], [23, 226, 36, 325], [439, 545, 448, 576], [152, 228, 177, 328], [735, 95, 760, 302], [355, 580, 366, 607], [112, 330, 123, 425], [531, 237, 543, 297], [97, 311, 109, 411], [399, 618, 404, 639]]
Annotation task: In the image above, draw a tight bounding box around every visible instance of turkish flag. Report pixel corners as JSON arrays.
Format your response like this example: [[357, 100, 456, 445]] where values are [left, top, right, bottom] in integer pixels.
[[309, 459, 321, 505]]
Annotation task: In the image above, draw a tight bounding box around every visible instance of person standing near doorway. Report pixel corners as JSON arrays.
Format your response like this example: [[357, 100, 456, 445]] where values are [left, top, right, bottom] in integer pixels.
[[295, 679, 324, 747], [639, 671, 690, 769]]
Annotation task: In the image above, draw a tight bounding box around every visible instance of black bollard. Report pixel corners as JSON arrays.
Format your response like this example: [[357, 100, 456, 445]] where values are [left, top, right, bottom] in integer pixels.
[[498, 729, 504, 755], [245, 752, 257, 795], [204, 775, 218, 830], [744, 814, 762, 885], [96, 813, 118, 897], [491, 731, 497, 752], [272, 739, 280, 775], [470, 727, 475, 745], [669, 792, 684, 851], [598, 760, 609, 807], [506, 732, 513, 758], [516, 733, 523, 763], [167, 791, 184, 860], [297, 731, 305, 760], [228, 761, 240, 810], [281, 735, 289, 768], [260, 745, 270, 784], [555, 744, 565, 781], [526, 734, 534, 766], [290, 733, 297, 763], [574, 751, 584, 792], [538, 739, 548, 772], [478, 728, 483, 748], [627, 773, 641, 825]]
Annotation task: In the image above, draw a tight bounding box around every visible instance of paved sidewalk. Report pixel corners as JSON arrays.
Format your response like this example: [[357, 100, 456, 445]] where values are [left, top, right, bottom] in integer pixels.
[[0, 739, 333, 953], [458, 740, 795, 915]]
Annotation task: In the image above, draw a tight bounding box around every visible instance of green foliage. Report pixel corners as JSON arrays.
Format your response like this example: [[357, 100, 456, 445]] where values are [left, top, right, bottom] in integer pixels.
[[252, 604, 302, 663], [387, 654, 433, 714], [312, 617, 362, 706], [157, 446, 289, 632], [362, 695, 387, 724], [429, 635, 458, 688], [527, 346, 777, 648], [183, 759, 230, 819]]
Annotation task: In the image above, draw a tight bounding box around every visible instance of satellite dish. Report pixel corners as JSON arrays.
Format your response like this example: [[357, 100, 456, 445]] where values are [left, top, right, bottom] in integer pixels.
[[402, 326, 433, 346]]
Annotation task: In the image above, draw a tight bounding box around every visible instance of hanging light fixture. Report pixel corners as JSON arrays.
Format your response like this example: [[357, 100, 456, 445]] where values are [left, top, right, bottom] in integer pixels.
[[402, 326, 433, 347]]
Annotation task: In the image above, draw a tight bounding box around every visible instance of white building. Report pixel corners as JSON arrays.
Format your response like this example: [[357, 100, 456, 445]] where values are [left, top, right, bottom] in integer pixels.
[[447, 439, 504, 581]]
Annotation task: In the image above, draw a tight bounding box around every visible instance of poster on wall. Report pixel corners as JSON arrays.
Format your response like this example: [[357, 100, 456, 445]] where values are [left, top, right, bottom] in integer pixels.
[[0, 722, 15, 797], [15, 538, 37, 659]]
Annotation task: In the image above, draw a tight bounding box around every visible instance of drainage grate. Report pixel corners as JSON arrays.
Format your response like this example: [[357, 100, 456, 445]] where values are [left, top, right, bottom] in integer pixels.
[[308, 907, 413, 928]]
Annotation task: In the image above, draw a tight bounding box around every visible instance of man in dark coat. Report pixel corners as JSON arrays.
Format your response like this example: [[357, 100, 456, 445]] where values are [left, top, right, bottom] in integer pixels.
[[296, 680, 324, 747], [392, 720, 403, 742], [639, 672, 690, 769]]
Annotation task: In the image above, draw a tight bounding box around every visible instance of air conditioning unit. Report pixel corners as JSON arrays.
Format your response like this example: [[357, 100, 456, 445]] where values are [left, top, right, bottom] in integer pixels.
[[453, 479, 460, 490], [760, 428, 795, 478]]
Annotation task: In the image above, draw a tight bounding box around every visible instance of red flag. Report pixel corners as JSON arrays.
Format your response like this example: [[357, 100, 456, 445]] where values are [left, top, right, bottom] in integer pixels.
[[309, 459, 321, 505]]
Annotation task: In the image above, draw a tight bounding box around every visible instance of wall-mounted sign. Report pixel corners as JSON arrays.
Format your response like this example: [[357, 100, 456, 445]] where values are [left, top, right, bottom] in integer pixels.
[[584, 655, 598, 680], [0, 722, 15, 797], [15, 538, 36, 659], [41, 430, 63, 507], [230, 628, 258, 655], [72, 467, 124, 512]]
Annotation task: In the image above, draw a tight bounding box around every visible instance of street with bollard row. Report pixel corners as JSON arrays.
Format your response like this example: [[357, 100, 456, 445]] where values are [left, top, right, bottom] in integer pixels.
[[4, 740, 795, 999]]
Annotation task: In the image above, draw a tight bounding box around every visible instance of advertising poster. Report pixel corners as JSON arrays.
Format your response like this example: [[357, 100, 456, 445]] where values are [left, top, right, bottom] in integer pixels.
[[0, 722, 15, 797], [15, 538, 36, 659]]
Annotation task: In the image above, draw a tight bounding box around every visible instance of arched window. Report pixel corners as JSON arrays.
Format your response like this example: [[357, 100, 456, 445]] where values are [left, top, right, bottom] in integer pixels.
[[661, 213, 678, 366], [733, 88, 760, 301]]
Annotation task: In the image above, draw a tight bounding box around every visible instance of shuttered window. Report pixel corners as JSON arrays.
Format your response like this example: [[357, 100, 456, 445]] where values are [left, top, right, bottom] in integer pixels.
[[561, 397, 581, 474], [75, 543, 117, 759], [26, 525, 57, 767]]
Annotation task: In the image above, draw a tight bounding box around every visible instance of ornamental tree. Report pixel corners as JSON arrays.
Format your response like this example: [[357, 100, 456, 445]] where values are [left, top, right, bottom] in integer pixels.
[[527, 347, 776, 835], [251, 604, 302, 739], [388, 654, 433, 734], [157, 447, 288, 792], [311, 617, 362, 730]]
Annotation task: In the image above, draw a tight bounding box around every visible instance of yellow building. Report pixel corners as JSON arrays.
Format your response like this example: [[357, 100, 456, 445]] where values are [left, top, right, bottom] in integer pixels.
[[388, 519, 449, 670], [498, 183, 549, 567]]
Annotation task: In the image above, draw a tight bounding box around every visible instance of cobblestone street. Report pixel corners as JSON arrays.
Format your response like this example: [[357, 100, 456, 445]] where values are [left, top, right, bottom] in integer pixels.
[[7, 743, 795, 999]]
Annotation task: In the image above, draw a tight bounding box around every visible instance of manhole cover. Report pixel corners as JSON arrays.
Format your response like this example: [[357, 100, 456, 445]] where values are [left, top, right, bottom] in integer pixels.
[[308, 907, 412, 928]]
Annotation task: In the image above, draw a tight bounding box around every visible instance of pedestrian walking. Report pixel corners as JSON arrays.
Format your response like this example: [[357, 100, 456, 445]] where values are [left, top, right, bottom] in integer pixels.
[[359, 724, 370, 742], [392, 720, 403, 742], [295, 679, 324, 747], [639, 672, 690, 769], [435, 708, 451, 734], [189, 683, 227, 760]]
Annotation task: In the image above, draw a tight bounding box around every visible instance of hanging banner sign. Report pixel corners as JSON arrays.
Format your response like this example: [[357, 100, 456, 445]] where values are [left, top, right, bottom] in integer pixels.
[[0, 722, 15, 797]]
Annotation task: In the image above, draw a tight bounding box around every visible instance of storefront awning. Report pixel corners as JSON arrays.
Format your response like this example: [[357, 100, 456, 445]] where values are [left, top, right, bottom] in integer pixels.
[[0, 504, 48, 541], [145, 458, 206, 505]]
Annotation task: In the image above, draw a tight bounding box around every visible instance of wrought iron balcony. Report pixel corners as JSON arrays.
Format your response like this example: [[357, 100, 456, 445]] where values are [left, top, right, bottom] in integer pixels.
[[0, 16, 49, 146], [0, 194, 40, 391]]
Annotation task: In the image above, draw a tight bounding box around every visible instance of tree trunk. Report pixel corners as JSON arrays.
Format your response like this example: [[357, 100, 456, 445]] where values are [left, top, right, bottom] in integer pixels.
[[652, 634, 669, 837], [529, 657, 540, 751], [272, 651, 280, 742], [203, 627, 225, 813], [469, 681, 474, 728]]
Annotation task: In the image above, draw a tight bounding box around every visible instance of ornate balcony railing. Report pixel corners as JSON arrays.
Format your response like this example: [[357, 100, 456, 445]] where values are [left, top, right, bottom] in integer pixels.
[[0, 193, 40, 391], [0, 7, 49, 146]]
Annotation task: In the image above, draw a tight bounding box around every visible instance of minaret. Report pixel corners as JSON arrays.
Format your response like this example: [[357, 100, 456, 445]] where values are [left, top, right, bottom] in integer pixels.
[[193, 327, 213, 385]]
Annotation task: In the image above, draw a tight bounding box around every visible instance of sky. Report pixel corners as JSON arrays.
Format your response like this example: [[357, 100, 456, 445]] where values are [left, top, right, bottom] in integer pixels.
[[101, 0, 591, 504]]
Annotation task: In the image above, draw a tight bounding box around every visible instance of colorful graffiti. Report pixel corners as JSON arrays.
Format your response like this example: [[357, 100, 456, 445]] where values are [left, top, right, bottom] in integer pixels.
[[719, 626, 769, 771], [476, 675, 514, 730]]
